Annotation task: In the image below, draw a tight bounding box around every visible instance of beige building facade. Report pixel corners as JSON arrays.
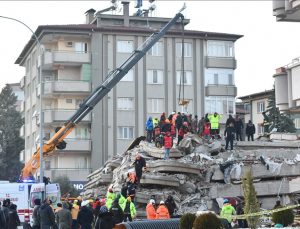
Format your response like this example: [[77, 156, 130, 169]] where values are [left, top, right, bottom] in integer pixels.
[[16, 4, 242, 183]]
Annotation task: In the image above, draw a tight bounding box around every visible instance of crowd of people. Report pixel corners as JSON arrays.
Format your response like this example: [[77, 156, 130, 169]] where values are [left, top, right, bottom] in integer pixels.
[[145, 111, 256, 156], [0, 199, 20, 229]]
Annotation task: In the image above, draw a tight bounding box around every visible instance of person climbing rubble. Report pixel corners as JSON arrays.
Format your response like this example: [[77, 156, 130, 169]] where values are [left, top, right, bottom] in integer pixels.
[[177, 122, 188, 146], [220, 199, 236, 229], [156, 201, 170, 219], [132, 153, 146, 184], [163, 132, 173, 160], [145, 117, 154, 143], [146, 199, 156, 220], [122, 197, 136, 222]]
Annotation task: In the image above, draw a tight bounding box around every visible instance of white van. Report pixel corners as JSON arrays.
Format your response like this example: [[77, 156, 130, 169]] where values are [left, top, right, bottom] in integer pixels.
[[0, 183, 61, 225]]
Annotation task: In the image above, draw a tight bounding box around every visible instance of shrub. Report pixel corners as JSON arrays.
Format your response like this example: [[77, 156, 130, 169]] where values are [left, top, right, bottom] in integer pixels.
[[272, 209, 294, 227], [193, 212, 222, 229], [180, 213, 196, 229]]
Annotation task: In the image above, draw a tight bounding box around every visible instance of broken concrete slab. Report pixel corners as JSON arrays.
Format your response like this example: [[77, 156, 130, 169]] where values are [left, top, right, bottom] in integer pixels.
[[140, 174, 180, 187], [147, 160, 202, 175], [139, 142, 183, 158]]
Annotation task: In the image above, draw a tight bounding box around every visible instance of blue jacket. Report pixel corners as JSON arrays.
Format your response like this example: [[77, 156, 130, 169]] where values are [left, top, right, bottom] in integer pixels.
[[146, 117, 154, 131]]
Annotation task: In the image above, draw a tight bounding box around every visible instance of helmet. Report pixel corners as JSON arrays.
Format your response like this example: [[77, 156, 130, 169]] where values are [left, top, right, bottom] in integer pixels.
[[223, 199, 229, 204], [150, 199, 155, 204], [160, 200, 165, 205]]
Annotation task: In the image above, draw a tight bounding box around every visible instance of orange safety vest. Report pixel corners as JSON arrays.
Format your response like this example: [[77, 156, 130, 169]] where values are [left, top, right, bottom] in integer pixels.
[[146, 203, 156, 220], [156, 205, 170, 219]]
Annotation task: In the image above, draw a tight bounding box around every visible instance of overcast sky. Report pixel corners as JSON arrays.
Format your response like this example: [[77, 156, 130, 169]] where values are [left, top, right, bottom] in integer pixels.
[[0, 1, 299, 97]]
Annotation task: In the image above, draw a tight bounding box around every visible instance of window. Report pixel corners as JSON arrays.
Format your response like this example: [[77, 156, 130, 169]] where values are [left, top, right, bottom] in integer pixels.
[[75, 127, 90, 139], [148, 98, 164, 113], [257, 101, 265, 113], [176, 71, 192, 85], [121, 69, 134, 82], [207, 40, 234, 57], [147, 70, 163, 84], [205, 68, 234, 86], [75, 42, 88, 53], [176, 42, 192, 57], [294, 118, 300, 129], [117, 97, 134, 110], [205, 96, 235, 114], [118, 126, 134, 139], [148, 41, 163, 56], [117, 40, 133, 53]]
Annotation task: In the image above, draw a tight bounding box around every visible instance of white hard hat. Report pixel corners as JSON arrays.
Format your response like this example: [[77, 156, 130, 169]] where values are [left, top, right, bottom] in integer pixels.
[[160, 200, 165, 205], [150, 199, 155, 204]]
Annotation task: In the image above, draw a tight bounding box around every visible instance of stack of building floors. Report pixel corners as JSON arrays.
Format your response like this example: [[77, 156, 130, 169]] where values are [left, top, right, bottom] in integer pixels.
[[83, 133, 300, 216]]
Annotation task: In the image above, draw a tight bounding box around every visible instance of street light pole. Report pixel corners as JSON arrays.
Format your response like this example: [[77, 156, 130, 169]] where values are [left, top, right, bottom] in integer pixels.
[[0, 15, 44, 183]]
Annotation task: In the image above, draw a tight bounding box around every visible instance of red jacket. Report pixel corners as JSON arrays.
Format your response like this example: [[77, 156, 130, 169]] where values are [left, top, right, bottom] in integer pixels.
[[203, 123, 211, 135], [163, 135, 173, 148], [170, 124, 175, 136]]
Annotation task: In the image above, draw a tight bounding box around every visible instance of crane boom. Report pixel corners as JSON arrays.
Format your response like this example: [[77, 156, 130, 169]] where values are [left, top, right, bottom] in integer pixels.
[[21, 7, 185, 181]]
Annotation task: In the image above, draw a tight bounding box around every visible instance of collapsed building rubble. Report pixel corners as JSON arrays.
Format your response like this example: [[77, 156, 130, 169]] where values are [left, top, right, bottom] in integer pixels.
[[83, 133, 300, 217]]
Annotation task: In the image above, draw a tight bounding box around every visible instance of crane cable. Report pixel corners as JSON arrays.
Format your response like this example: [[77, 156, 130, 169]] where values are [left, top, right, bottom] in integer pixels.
[[178, 19, 188, 106]]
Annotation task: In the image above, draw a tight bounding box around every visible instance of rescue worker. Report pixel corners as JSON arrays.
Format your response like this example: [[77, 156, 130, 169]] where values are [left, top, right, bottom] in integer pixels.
[[246, 120, 256, 141], [235, 115, 244, 141], [122, 197, 136, 222], [165, 195, 177, 218], [106, 187, 116, 209], [145, 116, 154, 143], [161, 119, 171, 133], [208, 112, 222, 139], [95, 206, 114, 229], [156, 201, 170, 219], [146, 199, 156, 220], [191, 115, 198, 134], [71, 200, 79, 229], [163, 132, 173, 160], [177, 122, 188, 146], [220, 199, 236, 229], [132, 153, 146, 184]]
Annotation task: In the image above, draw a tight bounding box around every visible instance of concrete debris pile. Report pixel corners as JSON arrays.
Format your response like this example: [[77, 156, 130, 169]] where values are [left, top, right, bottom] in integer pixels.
[[83, 133, 300, 215]]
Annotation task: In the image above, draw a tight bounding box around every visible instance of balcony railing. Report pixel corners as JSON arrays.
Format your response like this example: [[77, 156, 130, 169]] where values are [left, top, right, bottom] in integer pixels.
[[205, 56, 237, 69], [43, 109, 91, 123], [43, 80, 91, 95], [43, 51, 91, 69], [205, 84, 237, 97], [63, 138, 92, 152]]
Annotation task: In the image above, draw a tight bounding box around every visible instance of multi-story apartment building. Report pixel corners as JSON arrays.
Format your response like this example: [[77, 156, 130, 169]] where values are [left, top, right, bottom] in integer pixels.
[[273, 62, 300, 131], [238, 90, 273, 138], [16, 2, 242, 183], [273, 0, 300, 22]]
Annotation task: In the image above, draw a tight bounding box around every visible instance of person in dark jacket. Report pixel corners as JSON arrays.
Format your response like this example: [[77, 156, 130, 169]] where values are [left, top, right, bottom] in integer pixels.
[[95, 206, 114, 229], [165, 195, 177, 218], [32, 199, 41, 229], [145, 117, 154, 143], [77, 201, 94, 229], [175, 112, 183, 136], [2, 199, 10, 229], [56, 203, 72, 229], [226, 115, 235, 127], [7, 204, 20, 229], [109, 199, 123, 225], [0, 201, 6, 229], [132, 153, 146, 184], [234, 115, 244, 141], [39, 199, 55, 229], [224, 122, 235, 151], [245, 120, 256, 141]]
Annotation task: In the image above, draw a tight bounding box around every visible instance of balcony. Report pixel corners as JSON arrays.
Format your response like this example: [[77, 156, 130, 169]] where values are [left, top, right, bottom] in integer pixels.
[[63, 138, 92, 152], [43, 109, 91, 123], [42, 51, 91, 70], [43, 80, 91, 96], [273, 0, 300, 22], [205, 56, 237, 69], [50, 168, 92, 181], [205, 85, 237, 97]]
